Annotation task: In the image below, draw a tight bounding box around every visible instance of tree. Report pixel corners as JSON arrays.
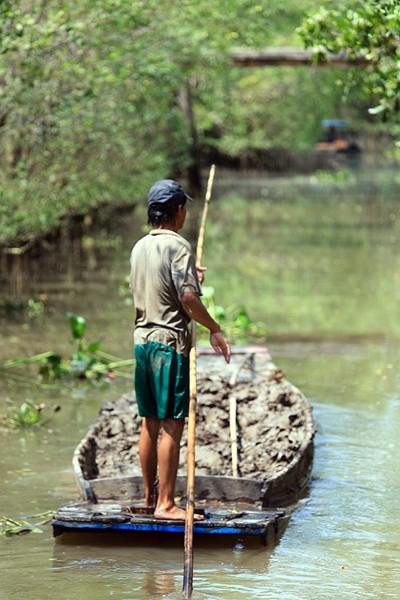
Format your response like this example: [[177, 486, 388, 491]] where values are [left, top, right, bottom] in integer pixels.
[[0, 0, 360, 245], [297, 0, 400, 117]]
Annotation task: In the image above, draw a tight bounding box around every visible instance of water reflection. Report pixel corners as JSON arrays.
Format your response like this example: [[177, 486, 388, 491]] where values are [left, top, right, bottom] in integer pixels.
[[51, 530, 276, 599]]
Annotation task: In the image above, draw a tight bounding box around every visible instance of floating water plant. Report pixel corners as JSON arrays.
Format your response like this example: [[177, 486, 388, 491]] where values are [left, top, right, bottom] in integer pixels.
[[1, 398, 59, 429], [62, 312, 134, 379], [118, 275, 133, 305], [0, 511, 54, 536], [199, 286, 268, 343], [1, 295, 46, 319], [0, 313, 135, 382]]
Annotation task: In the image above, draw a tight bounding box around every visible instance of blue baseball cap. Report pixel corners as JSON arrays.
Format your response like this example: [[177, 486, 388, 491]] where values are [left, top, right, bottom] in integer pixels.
[[148, 179, 193, 206]]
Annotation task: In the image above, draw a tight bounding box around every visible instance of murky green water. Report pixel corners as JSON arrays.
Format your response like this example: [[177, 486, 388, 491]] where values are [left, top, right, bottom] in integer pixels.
[[1, 168, 400, 599]]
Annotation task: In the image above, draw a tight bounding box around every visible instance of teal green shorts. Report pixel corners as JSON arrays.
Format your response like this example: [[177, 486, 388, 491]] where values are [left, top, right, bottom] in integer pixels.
[[134, 341, 189, 419]]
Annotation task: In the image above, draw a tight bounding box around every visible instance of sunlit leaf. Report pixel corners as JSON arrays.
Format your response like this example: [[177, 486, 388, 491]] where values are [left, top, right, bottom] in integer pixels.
[[87, 340, 101, 353], [201, 286, 216, 302], [368, 104, 386, 115], [214, 306, 226, 321], [233, 307, 251, 329], [67, 313, 86, 340]]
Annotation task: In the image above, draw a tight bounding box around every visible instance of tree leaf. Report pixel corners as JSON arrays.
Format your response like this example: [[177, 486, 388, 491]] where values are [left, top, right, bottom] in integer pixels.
[[67, 313, 86, 339], [87, 340, 101, 353], [368, 104, 386, 114]]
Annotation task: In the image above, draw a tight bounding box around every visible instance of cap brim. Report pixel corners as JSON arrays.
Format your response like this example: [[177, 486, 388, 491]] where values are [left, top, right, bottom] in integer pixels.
[[185, 193, 194, 202]]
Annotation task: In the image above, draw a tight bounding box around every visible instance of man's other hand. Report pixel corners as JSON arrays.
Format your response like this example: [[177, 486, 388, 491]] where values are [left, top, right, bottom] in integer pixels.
[[196, 266, 207, 284], [210, 331, 231, 364]]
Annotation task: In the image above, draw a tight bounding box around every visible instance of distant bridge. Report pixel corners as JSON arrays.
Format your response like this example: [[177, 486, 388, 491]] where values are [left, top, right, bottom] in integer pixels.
[[232, 47, 371, 69]]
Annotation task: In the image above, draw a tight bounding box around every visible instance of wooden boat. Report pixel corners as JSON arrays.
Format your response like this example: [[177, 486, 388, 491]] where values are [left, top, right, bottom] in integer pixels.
[[52, 346, 315, 544]]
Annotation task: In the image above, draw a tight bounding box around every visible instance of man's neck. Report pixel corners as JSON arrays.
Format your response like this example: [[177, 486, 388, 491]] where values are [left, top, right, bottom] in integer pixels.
[[157, 222, 179, 233]]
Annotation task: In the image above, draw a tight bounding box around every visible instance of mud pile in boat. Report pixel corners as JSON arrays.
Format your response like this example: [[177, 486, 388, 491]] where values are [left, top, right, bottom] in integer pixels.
[[87, 369, 315, 482]]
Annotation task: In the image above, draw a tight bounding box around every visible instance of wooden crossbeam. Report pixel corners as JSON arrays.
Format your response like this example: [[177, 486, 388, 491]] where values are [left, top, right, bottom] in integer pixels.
[[232, 47, 371, 69]]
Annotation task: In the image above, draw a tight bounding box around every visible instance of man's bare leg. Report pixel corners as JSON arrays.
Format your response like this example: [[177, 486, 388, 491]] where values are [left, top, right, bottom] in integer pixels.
[[139, 417, 161, 507], [154, 418, 204, 521]]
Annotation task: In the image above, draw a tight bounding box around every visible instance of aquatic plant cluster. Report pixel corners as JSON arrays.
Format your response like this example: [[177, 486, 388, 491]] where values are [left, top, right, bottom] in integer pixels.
[[0, 511, 54, 536], [1, 295, 46, 319], [0, 312, 135, 384], [198, 286, 268, 344], [1, 398, 59, 429]]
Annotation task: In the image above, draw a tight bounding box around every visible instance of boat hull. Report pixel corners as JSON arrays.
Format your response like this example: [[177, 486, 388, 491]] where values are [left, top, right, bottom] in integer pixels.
[[53, 346, 315, 543]]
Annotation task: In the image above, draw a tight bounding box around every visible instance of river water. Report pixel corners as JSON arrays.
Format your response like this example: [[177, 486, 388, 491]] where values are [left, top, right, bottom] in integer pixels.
[[1, 168, 400, 599]]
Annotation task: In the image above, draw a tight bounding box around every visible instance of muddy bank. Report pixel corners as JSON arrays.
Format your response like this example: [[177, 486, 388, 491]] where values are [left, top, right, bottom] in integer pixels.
[[85, 367, 315, 484]]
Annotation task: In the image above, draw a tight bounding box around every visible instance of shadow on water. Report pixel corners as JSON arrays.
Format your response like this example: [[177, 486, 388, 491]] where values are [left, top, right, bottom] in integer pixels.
[[54, 529, 278, 550]]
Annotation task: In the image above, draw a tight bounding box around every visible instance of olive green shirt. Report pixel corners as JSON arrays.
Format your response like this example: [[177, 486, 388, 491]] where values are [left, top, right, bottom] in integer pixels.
[[130, 229, 201, 356]]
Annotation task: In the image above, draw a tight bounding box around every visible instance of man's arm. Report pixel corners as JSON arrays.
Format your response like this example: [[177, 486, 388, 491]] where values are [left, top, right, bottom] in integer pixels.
[[180, 292, 231, 363]]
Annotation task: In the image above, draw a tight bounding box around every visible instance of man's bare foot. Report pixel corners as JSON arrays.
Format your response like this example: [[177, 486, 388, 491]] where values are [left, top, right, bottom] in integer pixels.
[[153, 504, 204, 521]]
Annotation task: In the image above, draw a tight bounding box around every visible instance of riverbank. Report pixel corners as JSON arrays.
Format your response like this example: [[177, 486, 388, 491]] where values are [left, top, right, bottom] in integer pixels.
[[2, 167, 400, 339], [2, 160, 399, 300], [0, 200, 137, 297]]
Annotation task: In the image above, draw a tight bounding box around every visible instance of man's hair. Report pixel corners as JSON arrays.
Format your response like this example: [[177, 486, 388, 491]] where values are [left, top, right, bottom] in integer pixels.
[[147, 197, 186, 227]]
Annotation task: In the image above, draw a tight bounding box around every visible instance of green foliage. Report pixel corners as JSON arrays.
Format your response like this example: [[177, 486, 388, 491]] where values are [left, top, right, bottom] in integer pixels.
[[1, 297, 24, 316], [27, 297, 45, 318], [67, 312, 86, 345], [38, 352, 72, 380], [0, 313, 135, 381], [199, 286, 268, 343], [39, 312, 125, 380], [1, 295, 45, 319], [0, 511, 54, 536], [298, 0, 400, 117], [118, 275, 133, 305], [69, 350, 105, 379], [313, 168, 356, 184], [0, 0, 365, 246], [198, 67, 349, 157], [0, 0, 272, 231], [2, 398, 58, 428]]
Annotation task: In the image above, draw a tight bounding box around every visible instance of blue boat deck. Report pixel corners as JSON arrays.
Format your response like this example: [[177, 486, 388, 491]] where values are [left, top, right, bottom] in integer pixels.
[[52, 502, 288, 546]]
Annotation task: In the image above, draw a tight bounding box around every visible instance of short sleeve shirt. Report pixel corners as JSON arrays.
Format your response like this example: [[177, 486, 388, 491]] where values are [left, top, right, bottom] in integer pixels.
[[130, 230, 201, 356]]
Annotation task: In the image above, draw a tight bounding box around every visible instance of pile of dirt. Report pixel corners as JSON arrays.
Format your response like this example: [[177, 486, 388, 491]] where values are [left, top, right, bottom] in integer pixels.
[[88, 368, 315, 483]]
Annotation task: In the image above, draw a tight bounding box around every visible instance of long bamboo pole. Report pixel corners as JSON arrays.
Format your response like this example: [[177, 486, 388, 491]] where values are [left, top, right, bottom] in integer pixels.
[[183, 165, 216, 599], [229, 396, 238, 478]]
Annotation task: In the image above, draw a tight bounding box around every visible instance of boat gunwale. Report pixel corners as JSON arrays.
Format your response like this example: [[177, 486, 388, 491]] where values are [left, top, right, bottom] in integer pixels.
[[73, 380, 315, 508]]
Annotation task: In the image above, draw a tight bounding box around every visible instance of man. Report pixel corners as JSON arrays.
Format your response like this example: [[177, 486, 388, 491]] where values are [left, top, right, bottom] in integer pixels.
[[130, 179, 230, 521]]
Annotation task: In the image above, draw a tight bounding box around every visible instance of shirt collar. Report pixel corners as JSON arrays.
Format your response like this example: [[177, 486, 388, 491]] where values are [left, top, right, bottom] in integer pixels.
[[149, 229, 182, 238]]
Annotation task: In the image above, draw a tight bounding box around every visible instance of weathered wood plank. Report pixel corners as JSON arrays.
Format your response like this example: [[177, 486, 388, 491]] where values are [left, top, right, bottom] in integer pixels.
[[89, 474, 263, 504], [232, 47, 371, 69], [52, 502, 288, 542]]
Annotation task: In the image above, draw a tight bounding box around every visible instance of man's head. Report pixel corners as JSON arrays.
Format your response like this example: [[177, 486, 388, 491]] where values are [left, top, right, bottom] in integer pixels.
[[147, 180, 193, 228]]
